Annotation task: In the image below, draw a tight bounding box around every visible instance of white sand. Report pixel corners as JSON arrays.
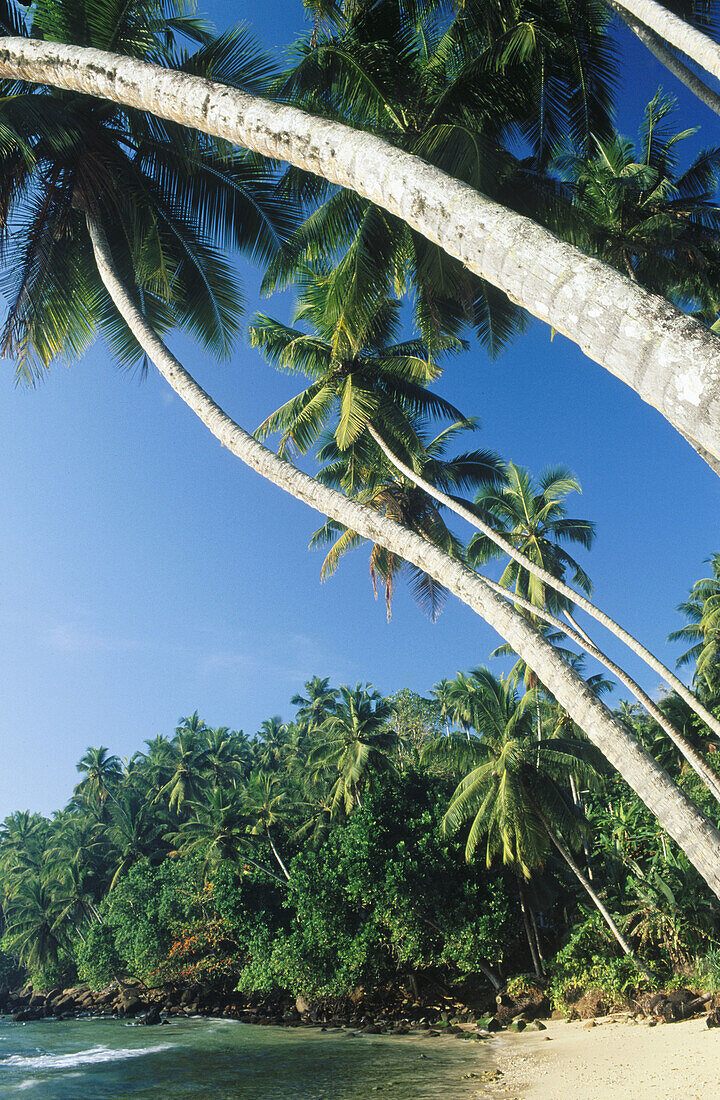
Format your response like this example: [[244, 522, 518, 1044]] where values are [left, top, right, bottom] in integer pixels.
[[488, 1015, 720, 1099]]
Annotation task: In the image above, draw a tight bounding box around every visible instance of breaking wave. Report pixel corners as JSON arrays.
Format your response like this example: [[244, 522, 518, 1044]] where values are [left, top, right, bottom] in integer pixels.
[[1, 1044, 172, 1071]]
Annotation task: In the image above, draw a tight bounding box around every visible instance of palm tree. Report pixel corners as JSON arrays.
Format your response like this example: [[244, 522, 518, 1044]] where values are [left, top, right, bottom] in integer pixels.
[[556, 91, 720, 314], [132, 735, 177, 799], [426, 668, 649, 976], [467, 462, 594, 738], [241, 772, 292, 880], [309, 684, 397, 816], [366, 419, 720, 756], [269, 0, 616, 354], [3, 24, 720, 893], [155, 729, 209, 816], [0, 811, 49, 881], [4, 34, 720, 465], [3, 878, 67, 973], [202, 726, 246, 789], [467, 463, 595, 617], [0, 0, 295, 384], [74, 746, 124, 809], [106, 793, 164, 890], [173, 788, 286, 884], [309, 420, 505, 618], [255, 717, 289, 772], [670, 553, 720, 696], [251, 269, 465, 458], [291, 676, 339, 727]]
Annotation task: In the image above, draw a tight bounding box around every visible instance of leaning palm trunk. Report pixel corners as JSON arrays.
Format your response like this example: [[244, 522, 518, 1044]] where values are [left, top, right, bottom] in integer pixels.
[[535, 806, 653, 980], [366, 425, 720, 765], [84, 212, 720, 900], [609, 1, 720, 83], [478, 570, 720, 805], [607, 1, 720, 117], [1, 39, 720, 468], [266, 827, 291, 881]]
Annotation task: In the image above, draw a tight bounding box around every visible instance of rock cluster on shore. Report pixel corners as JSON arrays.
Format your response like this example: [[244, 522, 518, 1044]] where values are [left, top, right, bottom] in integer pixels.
[[0, 980, 547, 1036], [2, 979, 718, 1033]]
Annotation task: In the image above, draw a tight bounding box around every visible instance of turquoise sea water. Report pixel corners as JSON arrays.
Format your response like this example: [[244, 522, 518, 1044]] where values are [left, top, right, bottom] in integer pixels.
[[0, 1016, 494, 1098]]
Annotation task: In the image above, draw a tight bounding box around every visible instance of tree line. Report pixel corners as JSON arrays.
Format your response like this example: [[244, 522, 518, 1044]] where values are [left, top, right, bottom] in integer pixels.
[[1, 0, 720, 950], [2, 549, 720, 1003]]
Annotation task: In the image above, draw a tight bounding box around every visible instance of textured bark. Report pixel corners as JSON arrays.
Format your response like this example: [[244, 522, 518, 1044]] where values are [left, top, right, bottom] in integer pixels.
[[611, 0, 720, 81], [0, 39, 720, 466], [608, 0, 720, 117], [85, 212, 720, 900], [367, 425, 720, 762]]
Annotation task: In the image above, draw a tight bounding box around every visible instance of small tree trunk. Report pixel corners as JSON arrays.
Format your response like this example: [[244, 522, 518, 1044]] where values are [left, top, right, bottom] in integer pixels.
[[266, 827, 291, 881], [537, 809, 653, 980], [517, 873, 543, 978], [569, 773, 594, 881]]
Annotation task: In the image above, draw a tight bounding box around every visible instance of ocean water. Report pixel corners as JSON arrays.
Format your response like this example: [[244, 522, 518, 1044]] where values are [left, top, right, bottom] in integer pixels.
[[0, 1015, 495, 1098]]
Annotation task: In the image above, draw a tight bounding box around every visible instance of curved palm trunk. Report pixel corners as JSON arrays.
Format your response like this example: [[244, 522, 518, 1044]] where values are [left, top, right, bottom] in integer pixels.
[[609, 1, 720, 83], [607, 1, 720, 117], [84, 212, 720, 899], [366, 425, 720, 768], [241, 856, 288, 888], [1, 39, 720, 467], [478, 571, 720, 804]]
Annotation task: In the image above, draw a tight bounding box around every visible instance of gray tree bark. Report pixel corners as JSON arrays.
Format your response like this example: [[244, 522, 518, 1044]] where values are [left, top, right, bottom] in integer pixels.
[[610, 0, 720, 82], [84, 211, 720, 901], [0, 36, 720, 466], [607, 0, 720, 117]]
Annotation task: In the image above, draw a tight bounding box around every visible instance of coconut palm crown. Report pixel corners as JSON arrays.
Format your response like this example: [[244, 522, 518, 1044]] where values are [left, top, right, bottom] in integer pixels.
[[0, 0, 296, 379]]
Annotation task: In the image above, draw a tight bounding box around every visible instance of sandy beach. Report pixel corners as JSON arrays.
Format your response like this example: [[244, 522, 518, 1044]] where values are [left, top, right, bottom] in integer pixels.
[[489, 1015, 720, 1100]]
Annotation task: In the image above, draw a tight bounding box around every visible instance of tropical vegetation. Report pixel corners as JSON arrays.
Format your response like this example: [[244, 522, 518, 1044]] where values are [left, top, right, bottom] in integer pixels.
[[2, 553, 720, 1009], [1, 0, 720, 1020]]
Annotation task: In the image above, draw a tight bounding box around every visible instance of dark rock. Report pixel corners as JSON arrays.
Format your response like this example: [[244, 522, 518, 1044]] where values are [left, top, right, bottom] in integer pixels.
[[137, 1006, 162, 1026], [496, 987, 551, 1024]]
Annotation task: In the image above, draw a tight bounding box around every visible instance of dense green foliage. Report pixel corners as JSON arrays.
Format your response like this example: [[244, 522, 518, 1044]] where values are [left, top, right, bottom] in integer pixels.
[[3, 601, 720, 1006], [3, 0, 720, 1014]]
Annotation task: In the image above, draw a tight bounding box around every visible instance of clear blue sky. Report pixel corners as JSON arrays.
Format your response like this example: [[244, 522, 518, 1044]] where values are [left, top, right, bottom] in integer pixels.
[[1, 3, 719, 817]]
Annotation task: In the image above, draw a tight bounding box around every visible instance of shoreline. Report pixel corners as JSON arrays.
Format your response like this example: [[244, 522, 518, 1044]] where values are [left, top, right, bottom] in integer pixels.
[[490, 1015, 720, 1099]]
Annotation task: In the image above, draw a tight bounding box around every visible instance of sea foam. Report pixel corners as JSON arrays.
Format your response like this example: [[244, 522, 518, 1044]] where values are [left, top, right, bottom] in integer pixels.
[[1, 1044, 172, 1071]]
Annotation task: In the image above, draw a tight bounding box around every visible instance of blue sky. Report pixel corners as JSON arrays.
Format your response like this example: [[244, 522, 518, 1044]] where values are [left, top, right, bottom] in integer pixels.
[[1, 2, 719, 817]]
